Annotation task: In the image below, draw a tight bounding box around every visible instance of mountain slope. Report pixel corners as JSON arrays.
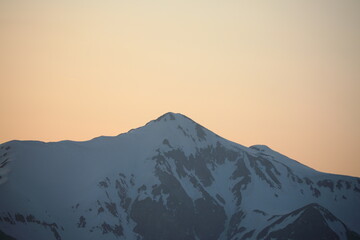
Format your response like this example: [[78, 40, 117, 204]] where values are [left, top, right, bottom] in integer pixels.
[[258, 203, 360, 240], [0, 112, 359, 239]]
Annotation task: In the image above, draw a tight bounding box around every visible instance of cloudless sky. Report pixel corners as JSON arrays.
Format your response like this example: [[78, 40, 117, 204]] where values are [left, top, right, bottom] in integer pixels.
[[1, 0, 359, 177]]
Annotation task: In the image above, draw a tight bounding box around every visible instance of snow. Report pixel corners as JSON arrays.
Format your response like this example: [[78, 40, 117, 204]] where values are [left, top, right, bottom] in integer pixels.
[[0, 112, 359, 239]]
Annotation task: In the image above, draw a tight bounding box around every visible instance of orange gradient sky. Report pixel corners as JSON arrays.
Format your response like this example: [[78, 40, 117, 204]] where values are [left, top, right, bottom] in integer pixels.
[[1, 0, 359, 177]]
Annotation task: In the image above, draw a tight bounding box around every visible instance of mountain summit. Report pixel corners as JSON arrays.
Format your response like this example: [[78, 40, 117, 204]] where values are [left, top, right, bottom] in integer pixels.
[[1, 113, 360, 240]]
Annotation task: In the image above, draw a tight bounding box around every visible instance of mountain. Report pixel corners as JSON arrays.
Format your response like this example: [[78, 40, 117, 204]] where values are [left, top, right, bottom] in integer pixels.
[[0, 112, 359, 240]]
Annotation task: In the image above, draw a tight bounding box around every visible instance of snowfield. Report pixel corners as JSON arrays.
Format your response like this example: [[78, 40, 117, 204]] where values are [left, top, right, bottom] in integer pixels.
[[0, 112, 359, 240]]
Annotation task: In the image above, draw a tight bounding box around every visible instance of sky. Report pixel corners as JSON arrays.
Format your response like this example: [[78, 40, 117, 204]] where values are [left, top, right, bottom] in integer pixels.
[[0, 0, 359, 177]]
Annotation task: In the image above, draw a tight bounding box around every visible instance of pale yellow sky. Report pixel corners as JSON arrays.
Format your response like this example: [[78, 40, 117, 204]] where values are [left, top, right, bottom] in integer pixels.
[[1, 0, 359, 177]]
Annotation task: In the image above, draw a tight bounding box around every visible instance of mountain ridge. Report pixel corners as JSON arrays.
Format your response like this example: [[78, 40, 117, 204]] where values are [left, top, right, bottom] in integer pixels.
[[0, 112, 359, 239]]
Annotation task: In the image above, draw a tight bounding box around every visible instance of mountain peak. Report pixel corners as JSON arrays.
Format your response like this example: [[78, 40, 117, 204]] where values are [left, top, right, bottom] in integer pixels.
[[1, 113, 360, 240], [152, 112, 198, 124], [146, 112, 205, 134], [258, 202, 354, 240], [154, 112, 181, 122], [136, 112, 219, 147]]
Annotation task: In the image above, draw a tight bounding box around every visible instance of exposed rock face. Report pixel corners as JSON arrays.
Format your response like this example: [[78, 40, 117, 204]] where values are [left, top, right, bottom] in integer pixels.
[[0, 113, 359, 239], [258, 203, 360, 240]]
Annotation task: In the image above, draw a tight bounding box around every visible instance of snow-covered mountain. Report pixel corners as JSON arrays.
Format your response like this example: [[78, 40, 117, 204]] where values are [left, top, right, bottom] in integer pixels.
[[1, 112, 359, 240]]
